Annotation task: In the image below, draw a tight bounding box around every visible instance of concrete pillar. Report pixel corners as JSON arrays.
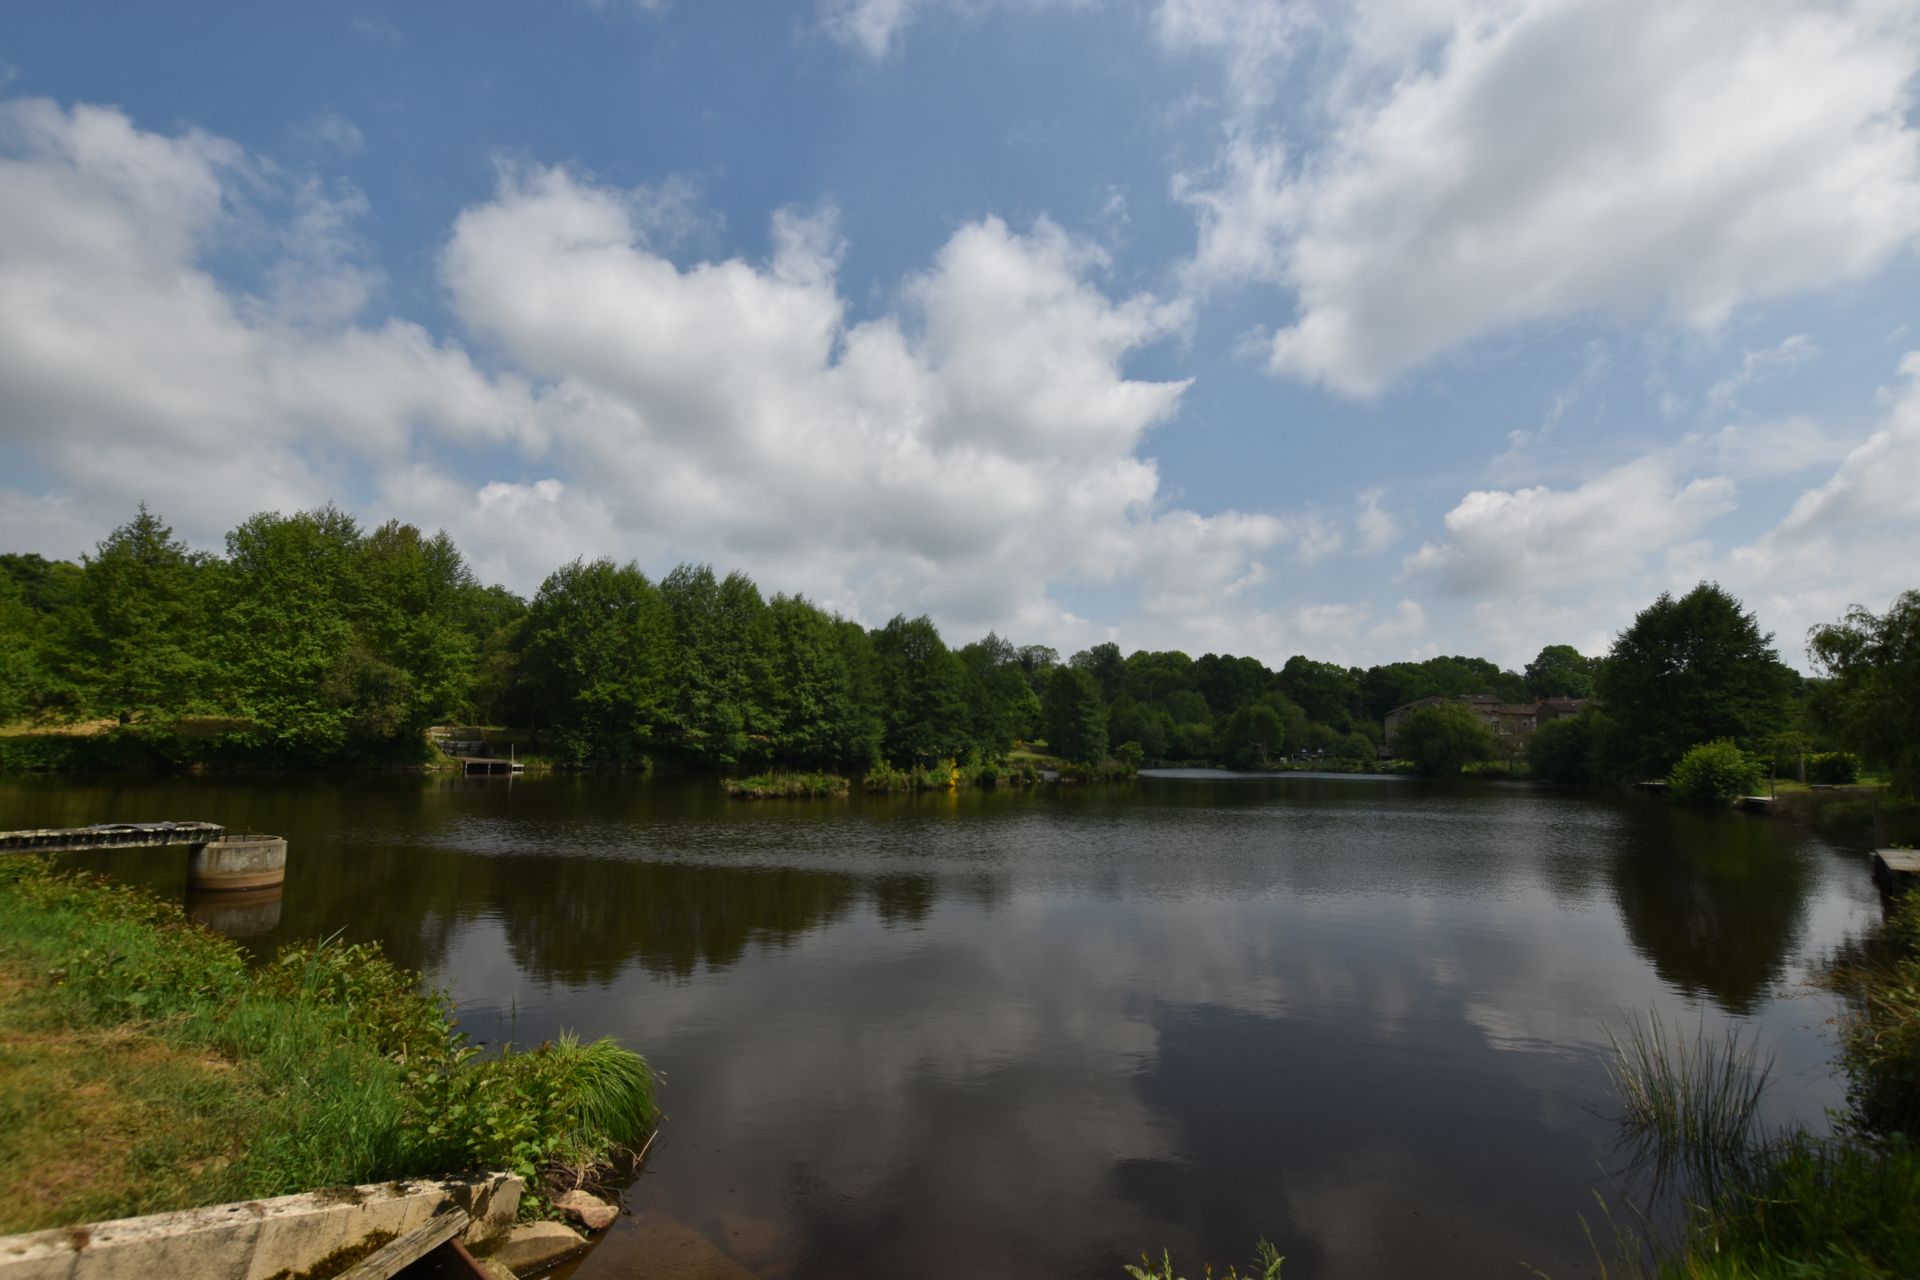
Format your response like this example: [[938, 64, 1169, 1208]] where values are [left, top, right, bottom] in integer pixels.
[[186, 834, 287, 892]]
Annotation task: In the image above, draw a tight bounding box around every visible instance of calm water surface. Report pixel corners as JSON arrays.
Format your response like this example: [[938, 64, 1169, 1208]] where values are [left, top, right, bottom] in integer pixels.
[[0, 773, 1885, 1279]]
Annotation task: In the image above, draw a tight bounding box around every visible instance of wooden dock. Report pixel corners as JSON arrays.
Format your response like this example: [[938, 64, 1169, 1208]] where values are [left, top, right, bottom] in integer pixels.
[[1874, 849, 1920, 894], [453, 757, 524, 776]]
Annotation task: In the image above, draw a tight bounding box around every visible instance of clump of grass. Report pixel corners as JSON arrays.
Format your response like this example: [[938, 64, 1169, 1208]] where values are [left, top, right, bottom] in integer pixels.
[[1124, 1238, 1283, 1280], [1606, 1014, 1774, 1198], [724, 771, 850, 798], [1662, 1135, 1920, 1279], [862, 760, 956, 792], [0, 862, 656, 1230]]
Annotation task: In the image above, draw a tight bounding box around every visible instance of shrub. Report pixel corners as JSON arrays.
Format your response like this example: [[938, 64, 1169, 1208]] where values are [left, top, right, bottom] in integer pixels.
[[1806, 751, 1861, 785], [1668, 739, 1763, 805], [1525, 710, 1599, 783], [1336, 731, 1376, 762], [1395, 703, 1493, 777]]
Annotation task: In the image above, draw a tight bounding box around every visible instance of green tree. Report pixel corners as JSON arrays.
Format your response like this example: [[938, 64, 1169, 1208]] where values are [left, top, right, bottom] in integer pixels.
[[1070, 642, 1127, 704], [1396, 702, 1493, 776], [1042, 665, 1108, 764], [74, 506, 211, 725], [1597, 582, 1792, 781], [0, 574, 43, 724], [1524, 644, 1597, 699], [871, 615, 970, 767], [221, 506, 370, 755], [1525, 709, 1601, 783], [830, 619, 886, 769], [350, 521, 479, 737], [763, 594, 886, 770], [1808, 589, 1920, 795], [660, 565, 773, 766], [1192, 652, 1270, 716], [1220, 703, 1284, 768], [1277, 656, 1361, 731], [1337, 731, 1376, 763], [520, 558, 676, 765]]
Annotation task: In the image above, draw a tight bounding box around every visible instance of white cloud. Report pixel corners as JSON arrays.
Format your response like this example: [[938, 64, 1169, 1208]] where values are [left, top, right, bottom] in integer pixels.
[[0, 95, 1299, 653], [1176, 0, 1920, 395], [817, 0, 1094, 58], [299, 111, 364, 156], [0, 97, 543, 553], [1354, 487, 1399, 553], [1771, 352, 1920, 535], [1153, 0, 1313, 117], [1707, 333, 1819, 410], [1367, 598, 1427, 643], [1404, 455, 1738, 596]]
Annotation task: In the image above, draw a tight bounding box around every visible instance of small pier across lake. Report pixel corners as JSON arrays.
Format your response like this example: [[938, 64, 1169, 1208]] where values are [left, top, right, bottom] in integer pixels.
[[0, 822, 287, 892]]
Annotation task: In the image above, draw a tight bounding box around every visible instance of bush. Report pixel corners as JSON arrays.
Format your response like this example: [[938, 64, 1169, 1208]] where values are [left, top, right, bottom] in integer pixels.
[[1395, 703, 1493, 777], [1668, 740, 1763, 805], [1526, 710, 1599, 783], [1336, 731, 1376, 763], [1806, 751, 1861, 785]]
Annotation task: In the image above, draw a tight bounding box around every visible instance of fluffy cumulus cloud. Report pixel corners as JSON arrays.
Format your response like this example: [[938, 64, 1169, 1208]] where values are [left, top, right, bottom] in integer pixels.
[[1176, 0, 1920, 395], [0, 97, 543, 549], [1404, 456, 1738, 597], [0, 95, 1296, 651], [438, 162, 1233, 630]]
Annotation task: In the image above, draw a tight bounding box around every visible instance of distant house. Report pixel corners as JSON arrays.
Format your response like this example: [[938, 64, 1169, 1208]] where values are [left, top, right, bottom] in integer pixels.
[[1382, 693, 1590, 751]]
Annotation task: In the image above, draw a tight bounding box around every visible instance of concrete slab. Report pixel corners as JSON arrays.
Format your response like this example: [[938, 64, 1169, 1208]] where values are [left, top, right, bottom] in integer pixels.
[[0, 1229, 77, 1280], [481, 1222, 587, 1275], [0, 1175, 522, 1280]]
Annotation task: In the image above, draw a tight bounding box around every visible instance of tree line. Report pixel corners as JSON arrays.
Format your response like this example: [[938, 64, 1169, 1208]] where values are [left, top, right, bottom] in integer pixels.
[[2, 506, 1910, 792], [0, 505, 1590, 772]]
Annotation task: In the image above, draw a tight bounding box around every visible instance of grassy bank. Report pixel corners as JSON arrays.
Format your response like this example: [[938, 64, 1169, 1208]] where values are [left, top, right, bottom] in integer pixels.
[[0, 863, 654, 1233], [1612, 893, 1920, 1277]]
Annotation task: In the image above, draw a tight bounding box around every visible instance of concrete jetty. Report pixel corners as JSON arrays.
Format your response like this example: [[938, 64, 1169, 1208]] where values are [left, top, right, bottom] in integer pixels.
[[0, 823, 286, 892]]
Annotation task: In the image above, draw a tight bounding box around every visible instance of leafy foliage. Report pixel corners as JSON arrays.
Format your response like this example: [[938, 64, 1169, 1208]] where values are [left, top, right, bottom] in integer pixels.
[[1805, 751, 1861, 785], [1523, 643, 1597, 699], [1394, 702, 1493, 776], [1043, 666, 1109, 764], [1809, 589, 1920, 796], [1525, 709, 1601, 783], [1667, 740, 1763, 805], [1598, 582, 1792, 781]]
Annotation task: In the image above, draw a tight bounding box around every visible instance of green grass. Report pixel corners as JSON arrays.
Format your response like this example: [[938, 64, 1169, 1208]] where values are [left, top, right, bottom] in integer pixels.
[[1603, 895, 1920, 1278], [1661, 1137, 1920, 1280], [724, 771, 850, 798], [1124, 1238, 1284, 1280], [0, 862, 656, 1231]]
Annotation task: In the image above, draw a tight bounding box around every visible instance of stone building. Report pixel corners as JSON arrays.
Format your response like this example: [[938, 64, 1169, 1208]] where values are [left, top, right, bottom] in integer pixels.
[[1383, 693, 1591, 751]]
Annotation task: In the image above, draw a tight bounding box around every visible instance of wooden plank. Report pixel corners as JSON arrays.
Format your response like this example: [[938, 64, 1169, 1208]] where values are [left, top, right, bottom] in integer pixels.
[[1877, 849, 1920, 874], [340, 1208, 470, 1280]]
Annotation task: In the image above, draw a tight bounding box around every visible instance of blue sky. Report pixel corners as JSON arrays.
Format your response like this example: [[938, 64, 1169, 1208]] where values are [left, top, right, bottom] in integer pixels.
[[3, 0, 1918, 670]]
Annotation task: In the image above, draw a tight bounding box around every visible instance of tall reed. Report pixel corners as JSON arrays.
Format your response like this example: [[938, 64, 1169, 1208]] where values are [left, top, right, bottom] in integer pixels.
[[1606, 1014, 1774, 1200]]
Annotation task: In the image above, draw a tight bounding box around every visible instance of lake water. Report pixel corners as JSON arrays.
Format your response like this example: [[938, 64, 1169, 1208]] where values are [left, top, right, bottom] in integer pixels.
[[0, 772, 1886, 1279]]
